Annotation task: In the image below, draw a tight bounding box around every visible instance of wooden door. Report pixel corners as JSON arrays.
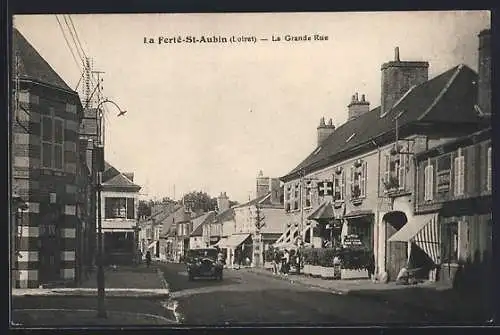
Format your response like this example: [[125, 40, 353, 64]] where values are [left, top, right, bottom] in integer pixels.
[[39, 223, 61, 284], [386, 222, 408, 281]]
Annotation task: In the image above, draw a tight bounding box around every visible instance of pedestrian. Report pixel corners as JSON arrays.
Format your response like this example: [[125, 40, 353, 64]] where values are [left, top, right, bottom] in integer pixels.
[[145, 250, 152, 268], [272, 250, 278, 275], [283, 249, 290, 275]]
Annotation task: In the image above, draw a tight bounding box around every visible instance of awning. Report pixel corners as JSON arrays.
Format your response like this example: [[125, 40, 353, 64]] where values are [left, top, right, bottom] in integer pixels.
[[224, 234, 251, 249], [344, 210, 373, 219], [214, 237, 227, 248], [388, 213, 440, 264], [307, 201, 335, 220]]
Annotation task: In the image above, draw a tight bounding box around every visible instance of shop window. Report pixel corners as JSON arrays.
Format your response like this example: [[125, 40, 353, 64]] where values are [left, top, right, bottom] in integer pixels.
[[442, 222, 459, 264]]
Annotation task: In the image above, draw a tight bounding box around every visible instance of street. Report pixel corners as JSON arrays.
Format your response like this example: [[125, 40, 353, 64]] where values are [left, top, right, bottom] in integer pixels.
[[12, 262, 485, 326], [157, 263, 457, 325]]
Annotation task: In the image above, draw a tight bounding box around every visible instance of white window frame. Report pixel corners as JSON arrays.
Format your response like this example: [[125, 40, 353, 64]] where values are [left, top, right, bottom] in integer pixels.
[[305, 181, 312, 208], [41, 107, 65, 170], [424, 159, 434, 201], [487, 146, 492, 191], [454, 148, 465, 196], [397, 154, 406, 190], [383, 154, 391, 193], [360, 161, 367, 197]]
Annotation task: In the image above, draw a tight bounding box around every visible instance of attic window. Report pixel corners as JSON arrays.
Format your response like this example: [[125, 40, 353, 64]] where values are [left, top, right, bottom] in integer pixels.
[[346, 133, 356, 143], [313, 147, 322, 155]]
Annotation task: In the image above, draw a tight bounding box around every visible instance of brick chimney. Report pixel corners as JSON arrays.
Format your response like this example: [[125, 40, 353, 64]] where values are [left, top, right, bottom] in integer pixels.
[[347, 92, 370, 121], [478, 29, 491, 116], [269, 178, 282, 204], [217, 192, 230, 212], [256, 170, 270, 198], [381, 47, 429, 116], [317, 117, 335, 146], [123, 172, 134, 181]]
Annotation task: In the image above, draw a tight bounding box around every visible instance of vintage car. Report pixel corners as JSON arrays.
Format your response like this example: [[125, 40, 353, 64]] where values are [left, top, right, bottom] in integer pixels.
[[186, 248, 223, 281]]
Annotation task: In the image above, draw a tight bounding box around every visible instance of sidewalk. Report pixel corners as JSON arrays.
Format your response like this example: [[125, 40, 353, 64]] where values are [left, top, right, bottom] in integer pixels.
[[13, 264, 169, 299], [246, 267, 492, 323]]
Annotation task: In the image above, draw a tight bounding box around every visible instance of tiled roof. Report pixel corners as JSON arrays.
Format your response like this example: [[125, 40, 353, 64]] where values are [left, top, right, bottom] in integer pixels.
[[13, 28, 73, 92], [190, 211, 216, 237], [215, 208, 235, 223], [101, 161, 141, 191], [282, 64, 484, 181]]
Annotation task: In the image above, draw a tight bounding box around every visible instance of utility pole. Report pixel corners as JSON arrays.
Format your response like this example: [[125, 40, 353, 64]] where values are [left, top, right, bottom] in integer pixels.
[[94, 69, 106, 319], [254, 203, 265, 267]]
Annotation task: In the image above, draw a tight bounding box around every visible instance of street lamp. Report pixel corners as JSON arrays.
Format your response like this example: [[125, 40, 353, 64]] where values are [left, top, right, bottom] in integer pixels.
[[94, 99, 127, 319]]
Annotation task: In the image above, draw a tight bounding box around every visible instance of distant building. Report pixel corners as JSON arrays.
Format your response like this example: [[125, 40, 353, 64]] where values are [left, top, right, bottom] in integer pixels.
[[100, 162, 141, 265]]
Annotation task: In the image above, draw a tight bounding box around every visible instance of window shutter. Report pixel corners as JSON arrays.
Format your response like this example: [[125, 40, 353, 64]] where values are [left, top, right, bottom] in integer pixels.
[[127, 198, 135, 219], [341, 170, 345, 200], [349, 166, 354, 197], [424, 166, 429, 200], [453, 157, 459, 196], [459, 156, 465, 195], [384, 154, 390, 192], [398, 154, 405, 189], [429, 164, 434, 201], [487, 146, 492, 191], [361, 161, 367, 197]]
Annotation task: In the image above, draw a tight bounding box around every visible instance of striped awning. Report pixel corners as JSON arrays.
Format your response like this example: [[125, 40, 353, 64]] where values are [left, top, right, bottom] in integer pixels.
[[388, 213, 440, 264]]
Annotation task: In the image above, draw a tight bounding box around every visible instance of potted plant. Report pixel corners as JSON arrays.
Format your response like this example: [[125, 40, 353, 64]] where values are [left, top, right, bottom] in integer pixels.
[[310, 249, 322, 277], [302, 249, 311, 276], [383, 175, 400, 193], [339, 247, 370, 280], [320, 248, 337, 280]]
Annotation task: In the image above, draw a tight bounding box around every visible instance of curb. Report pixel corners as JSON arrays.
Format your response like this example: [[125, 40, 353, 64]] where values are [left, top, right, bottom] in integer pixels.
[[12, 308, 178, 325], [13, 288, 171, 299], [246, 268, 348, 295]]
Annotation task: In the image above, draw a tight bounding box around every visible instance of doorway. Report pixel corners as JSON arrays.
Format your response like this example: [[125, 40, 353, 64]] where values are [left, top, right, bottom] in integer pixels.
[[384, 211, 408, 281]]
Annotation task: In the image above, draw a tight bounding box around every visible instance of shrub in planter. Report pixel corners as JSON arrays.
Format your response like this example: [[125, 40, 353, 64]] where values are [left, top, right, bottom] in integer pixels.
[[338, 247, 371, 279], [319, 248, 340, 279], [309, 249, 322, 277]]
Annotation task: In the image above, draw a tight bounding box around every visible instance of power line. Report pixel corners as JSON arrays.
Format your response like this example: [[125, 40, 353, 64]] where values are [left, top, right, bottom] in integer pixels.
[[67, 15, 87, 60], [55, 15, 81, 72], [63, 15, 84, 62]]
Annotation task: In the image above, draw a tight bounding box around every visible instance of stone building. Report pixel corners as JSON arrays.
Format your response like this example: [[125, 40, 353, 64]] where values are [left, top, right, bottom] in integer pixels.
[[11, 28, 87, 288]]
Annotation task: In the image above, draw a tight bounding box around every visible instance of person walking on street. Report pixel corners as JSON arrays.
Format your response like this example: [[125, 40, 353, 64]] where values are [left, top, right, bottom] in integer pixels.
[[283, 249, 290, 276], [145, 250, 152, 268]]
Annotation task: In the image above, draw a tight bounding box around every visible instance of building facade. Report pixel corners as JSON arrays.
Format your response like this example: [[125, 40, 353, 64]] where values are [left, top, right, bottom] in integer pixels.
[[279, 30, 490, 281], [99, 162, 141, 265], [11, 29, 88, 288]]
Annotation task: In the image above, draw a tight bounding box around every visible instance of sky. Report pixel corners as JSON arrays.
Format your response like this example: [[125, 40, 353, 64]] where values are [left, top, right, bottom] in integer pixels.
[[13, 11, 490, 203]]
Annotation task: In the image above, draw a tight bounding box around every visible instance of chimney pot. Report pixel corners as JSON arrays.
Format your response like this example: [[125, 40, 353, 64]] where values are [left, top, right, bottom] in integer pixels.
[[361, 94, 366, 102], [395, 47, 400, 61], [355, 92, 359, 101], [328, 118, 333, 126]]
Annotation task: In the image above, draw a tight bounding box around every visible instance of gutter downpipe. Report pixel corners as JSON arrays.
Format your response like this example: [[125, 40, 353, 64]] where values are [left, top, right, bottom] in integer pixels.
[[371, 139, 382, 276]]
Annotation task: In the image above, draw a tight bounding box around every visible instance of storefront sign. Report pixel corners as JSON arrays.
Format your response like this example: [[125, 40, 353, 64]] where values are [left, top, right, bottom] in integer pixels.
[[343, 234, 363, 247]]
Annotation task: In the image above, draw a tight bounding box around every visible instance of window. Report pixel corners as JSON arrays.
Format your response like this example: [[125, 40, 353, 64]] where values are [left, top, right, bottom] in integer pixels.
[[41, 108, 64, 170], [105, 197, 135, 219], [442, 222, 459, 264], [293, 183, 299, 210], [436, 155, 452, 193], [305, 182, 312, 207], [454, 148, 465, 196], [333, 169, 345, 201], [487, 146, 492, 191], [285, 185, 292, 211], [350, 161, 367, 199], [383, 153, 408, 191], [424, 160, 434, 201]]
